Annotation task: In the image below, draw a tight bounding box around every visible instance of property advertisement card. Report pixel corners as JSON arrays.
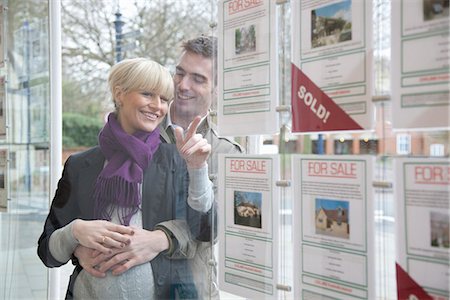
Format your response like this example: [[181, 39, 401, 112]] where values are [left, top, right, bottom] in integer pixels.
[[391, 0, 450, 130], [0, 149, 7, 212], [395, 158, 450, 299], [217, 0, 279, 136], [0, 76, 5, 136], [292, 155, 375, 299], [0, 5, 4, 68], [291, 0, 373, 132], [218, 154, 280, 299]]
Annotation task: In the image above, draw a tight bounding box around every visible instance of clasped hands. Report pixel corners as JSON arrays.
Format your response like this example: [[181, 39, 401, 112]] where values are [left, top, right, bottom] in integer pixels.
[[72, 220, 169, 278]]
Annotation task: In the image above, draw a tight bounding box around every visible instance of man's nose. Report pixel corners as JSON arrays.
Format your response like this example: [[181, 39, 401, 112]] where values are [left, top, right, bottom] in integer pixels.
[[177, 75, 191, 91]]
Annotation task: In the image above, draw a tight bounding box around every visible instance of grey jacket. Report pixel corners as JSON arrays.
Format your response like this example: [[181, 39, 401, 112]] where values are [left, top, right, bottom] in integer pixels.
[[160, 114, 243, 299], [37, 144, 212, 299]]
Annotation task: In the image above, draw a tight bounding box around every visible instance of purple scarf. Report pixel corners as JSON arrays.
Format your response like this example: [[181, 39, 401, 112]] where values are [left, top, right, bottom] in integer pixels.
[[93, 113, 161, 225]]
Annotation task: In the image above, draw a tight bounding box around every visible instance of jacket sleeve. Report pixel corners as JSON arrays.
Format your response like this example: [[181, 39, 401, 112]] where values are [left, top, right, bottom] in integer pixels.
[[149, 144, 216, 257], [37, 156, 80, 268], [155, 219, 197, 259], [189, 202, 217, 243], [176, 151, 217, 243], [186, 166, 213, 213]]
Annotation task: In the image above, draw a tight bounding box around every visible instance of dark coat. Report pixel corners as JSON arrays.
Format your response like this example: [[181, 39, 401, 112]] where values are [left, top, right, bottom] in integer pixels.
[[37, 143, 210, 299]]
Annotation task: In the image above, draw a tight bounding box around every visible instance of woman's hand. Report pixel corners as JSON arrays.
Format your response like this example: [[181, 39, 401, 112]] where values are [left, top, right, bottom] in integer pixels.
[[175, 116, 211, 169], [96, 227, 169, 276], [72, 219, 134, 254]]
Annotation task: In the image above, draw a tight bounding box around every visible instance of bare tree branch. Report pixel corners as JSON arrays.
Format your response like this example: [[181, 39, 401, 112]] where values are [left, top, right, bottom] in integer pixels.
[[61, 0, 213, 117]]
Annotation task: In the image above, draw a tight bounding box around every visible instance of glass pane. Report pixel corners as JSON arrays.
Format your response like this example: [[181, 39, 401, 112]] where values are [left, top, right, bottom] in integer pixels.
[[57, 1, 232, 299], [0, 0, 50, 299], [10, 0, 447, 299]]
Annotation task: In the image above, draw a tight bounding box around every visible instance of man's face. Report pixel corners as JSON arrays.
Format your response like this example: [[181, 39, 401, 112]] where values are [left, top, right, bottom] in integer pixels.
[[173, 51, 214, 125]]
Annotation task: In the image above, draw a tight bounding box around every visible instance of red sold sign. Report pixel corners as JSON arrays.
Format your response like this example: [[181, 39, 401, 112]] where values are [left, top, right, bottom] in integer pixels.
[[396, 263, 432, 300], [291, 63, 362, 132]]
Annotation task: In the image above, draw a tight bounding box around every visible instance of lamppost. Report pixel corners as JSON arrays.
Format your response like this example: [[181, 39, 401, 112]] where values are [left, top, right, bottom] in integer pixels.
[[113, 11, 125, 63]]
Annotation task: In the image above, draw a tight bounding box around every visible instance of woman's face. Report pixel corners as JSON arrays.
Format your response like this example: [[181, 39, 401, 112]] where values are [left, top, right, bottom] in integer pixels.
[[116, 89, 169, 135]]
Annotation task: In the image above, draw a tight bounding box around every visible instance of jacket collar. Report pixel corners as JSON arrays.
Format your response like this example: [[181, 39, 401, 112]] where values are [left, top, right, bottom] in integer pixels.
[[159, 112, 213, 144]]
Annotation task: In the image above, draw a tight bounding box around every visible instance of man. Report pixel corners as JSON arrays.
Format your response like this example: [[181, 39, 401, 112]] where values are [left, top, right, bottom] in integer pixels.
[[160, 35, 243, 299], [160, 35, 242, 173]]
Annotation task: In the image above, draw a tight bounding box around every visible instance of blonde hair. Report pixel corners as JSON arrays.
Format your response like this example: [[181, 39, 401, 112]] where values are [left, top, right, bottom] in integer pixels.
[[108, 58, 173, 104]]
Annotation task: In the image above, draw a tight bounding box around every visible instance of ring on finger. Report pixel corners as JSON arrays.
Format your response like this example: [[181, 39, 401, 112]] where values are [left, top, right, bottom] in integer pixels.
[[101, 236, 106, 243]]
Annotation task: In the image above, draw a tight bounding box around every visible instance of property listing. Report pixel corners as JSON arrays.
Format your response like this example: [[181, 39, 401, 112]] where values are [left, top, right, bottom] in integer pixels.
[[0, 76, 5, 137], [0, 5, 4, 68], [217, 0, 278, 136], [395, 158, 450, 299], [218, 154, 280, 299], [391, 0, 450, 129], [291, 0, 373, 130], [292, 155, 375, 299]]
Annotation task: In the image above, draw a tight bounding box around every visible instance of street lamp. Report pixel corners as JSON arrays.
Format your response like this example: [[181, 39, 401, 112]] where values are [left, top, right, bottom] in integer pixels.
[[113, 11, 125, 63]]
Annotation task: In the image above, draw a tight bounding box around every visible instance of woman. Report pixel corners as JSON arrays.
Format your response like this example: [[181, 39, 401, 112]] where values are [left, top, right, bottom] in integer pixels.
[[37, 58, 213, 299]]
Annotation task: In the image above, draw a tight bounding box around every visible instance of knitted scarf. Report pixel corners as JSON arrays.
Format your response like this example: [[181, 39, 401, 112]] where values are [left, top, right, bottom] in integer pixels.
[[93, 113, 161, 225]]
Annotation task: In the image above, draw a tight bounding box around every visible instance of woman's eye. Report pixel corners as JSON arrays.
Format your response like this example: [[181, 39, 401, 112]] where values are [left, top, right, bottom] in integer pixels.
[[141, 92, 154, 97]]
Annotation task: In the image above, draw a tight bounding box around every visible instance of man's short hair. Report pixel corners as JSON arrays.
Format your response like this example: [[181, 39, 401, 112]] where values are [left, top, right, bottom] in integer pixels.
[[181, 35, 217, 60]]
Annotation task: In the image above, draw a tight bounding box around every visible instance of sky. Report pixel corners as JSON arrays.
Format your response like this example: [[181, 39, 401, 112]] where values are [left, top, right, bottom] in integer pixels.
[[234, 191, 262, 207], [315, 0, 352, 22], [315, 198, 349, 211]]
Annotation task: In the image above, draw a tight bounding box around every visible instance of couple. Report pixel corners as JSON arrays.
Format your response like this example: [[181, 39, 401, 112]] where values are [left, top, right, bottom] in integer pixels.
[[37, 36, 242, 299]]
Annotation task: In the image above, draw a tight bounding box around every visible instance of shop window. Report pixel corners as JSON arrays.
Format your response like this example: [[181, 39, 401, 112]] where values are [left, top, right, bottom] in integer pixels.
[[360, 139, 378, 154], [430, 143, 445, 156], [396, 133, 411, 155], [312, 139, 327, 154], [334, 138, 353, 154], [9, 152, 16, 169]]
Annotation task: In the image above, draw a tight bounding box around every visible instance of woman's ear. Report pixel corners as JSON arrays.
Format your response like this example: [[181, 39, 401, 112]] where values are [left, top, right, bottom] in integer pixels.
[[114, 86, 123, 103]]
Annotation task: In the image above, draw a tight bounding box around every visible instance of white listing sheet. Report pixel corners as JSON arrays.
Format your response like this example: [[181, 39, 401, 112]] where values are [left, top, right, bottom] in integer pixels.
[[395, 158, 450, 299], [0, 76, 6, 137], [218, 154, 280, 299], [292, 155, 375, 299], [217, 0, 278, 136], [291, 0, 374, 130], [391, 0, 450, 130]]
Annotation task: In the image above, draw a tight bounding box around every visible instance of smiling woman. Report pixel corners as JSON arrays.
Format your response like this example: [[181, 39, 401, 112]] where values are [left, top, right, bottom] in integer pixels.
[[108, 58, 173, 134], [114, 90, 168, 135]]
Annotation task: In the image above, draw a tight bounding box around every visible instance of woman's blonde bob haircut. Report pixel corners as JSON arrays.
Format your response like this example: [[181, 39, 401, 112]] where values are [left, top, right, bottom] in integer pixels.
[[108, 58, 174, 104]]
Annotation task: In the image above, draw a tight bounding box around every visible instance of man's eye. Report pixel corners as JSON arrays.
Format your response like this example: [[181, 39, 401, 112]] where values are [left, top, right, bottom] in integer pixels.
[[175, 69, 185, 76], [142, 92, 154, 97], [193, 75, 206, 84]]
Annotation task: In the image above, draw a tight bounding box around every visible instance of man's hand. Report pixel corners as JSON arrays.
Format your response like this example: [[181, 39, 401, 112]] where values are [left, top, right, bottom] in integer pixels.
[[175, 116, 211, 169]]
